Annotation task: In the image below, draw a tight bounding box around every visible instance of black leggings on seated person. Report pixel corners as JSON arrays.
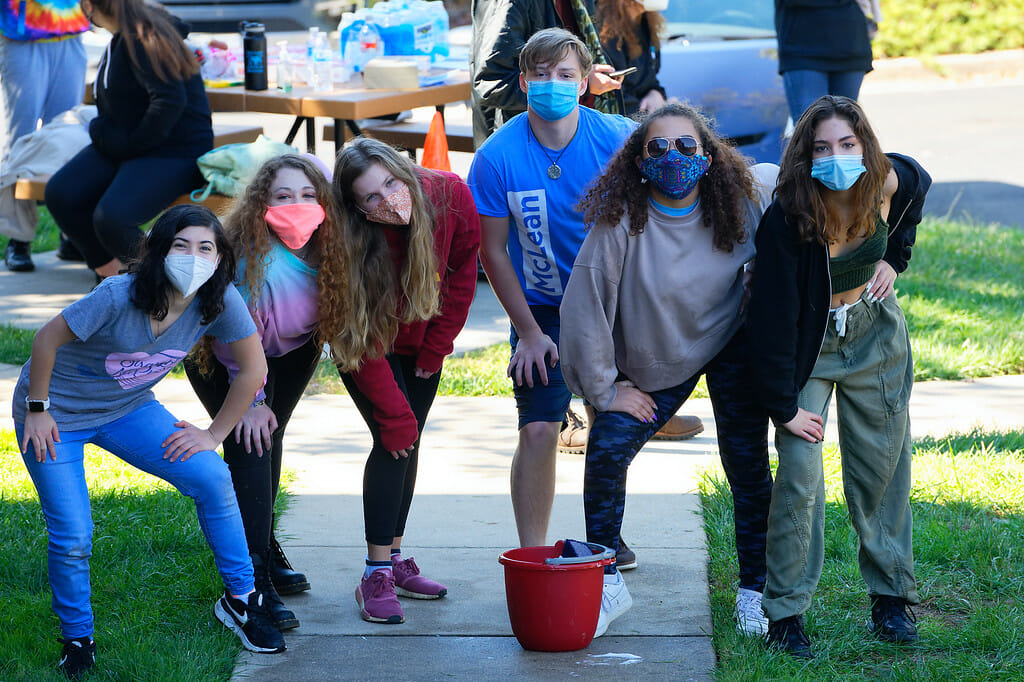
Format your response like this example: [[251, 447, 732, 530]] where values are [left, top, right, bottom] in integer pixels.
[[45, 144, 204, 269]]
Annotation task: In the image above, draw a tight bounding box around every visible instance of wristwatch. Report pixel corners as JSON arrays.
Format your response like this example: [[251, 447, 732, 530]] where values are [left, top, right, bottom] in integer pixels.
[[26, 397, 50, 413]]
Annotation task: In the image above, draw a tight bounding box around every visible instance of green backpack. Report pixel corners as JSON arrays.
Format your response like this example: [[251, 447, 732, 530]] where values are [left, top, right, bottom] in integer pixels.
[[191, 135, 296, 201]]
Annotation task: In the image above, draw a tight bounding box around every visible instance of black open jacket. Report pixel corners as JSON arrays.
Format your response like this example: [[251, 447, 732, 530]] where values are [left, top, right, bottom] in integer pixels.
[[745, 153, 931, 424], [89, 16, 213, 160], [470, 0, 597, 145]]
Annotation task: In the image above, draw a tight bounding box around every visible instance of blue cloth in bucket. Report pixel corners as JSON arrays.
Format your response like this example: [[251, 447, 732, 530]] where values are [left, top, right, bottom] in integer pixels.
[[560, 539, 594, 558]]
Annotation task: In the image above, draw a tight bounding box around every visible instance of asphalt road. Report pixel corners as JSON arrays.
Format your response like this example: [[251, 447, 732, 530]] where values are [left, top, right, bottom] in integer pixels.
[[860, 81, 1024, 229]]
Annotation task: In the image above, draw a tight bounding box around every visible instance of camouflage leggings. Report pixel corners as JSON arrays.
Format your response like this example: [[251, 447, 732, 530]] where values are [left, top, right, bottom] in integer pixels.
[[583, 329, 773, 590]]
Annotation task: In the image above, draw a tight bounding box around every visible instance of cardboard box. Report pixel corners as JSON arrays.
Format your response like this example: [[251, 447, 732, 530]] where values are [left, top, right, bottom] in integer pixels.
[[362, 58, 420, 90]]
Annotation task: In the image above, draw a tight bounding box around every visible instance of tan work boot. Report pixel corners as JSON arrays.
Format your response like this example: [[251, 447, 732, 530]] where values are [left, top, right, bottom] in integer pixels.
[[651, 414, 704, 441]]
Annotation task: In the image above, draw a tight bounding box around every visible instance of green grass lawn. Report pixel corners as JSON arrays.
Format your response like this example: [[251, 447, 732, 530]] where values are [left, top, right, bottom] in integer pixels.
[[0, 429, 291, 681], [702, 429, 1024, 678]]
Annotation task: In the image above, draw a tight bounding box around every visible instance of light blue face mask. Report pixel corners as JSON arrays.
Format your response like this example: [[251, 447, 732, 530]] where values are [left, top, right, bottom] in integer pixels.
[[810, 154, 866, 191], [527, 79, 580, 121]]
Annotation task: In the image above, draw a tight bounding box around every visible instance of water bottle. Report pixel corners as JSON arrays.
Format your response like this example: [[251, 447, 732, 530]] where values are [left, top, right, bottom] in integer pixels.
[[410, 1, 435, 58], [240, 21, 268, 90], [345, 18, 382, 73], [427, 0, 449, 59], [313, 31, 332, 91], [305, 26, 320, 84]]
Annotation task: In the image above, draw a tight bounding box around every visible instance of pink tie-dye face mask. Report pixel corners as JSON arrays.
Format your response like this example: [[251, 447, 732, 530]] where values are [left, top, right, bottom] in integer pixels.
[[364, 183, 412, 225]]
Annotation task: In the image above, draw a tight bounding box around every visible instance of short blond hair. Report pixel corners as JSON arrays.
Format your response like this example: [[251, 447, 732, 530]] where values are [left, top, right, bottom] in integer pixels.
[[518, 27, 593, 78]]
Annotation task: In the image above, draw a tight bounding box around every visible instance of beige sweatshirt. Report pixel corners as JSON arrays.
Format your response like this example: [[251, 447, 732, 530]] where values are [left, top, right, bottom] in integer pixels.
[[560, 163, 778, 411]]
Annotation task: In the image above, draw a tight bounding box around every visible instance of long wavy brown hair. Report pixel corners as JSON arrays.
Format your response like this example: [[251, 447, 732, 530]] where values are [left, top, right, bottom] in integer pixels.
[[578, 103, 756, 252], [777, 95, 892, 244], [597, 2, 663, 60], [89, 0, 198, 82], [331, 137, 440, 372]]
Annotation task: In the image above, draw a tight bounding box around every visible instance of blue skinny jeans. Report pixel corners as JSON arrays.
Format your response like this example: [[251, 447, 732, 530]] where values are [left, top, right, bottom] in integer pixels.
[[18, 400, 254, 639]]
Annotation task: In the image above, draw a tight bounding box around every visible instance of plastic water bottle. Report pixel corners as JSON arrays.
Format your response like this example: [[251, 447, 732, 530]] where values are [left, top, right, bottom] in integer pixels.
[[378, 2, 415, 56], [345, 17, 383, 73], [312, 31, 332, 91], [305, 26, 320, 84], [427, 0, 449, 59], [410, 1, 435, 58]]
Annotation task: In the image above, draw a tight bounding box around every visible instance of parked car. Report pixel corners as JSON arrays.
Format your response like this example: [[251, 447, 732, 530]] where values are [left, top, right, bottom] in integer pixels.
[[659, 0, 788, 163]]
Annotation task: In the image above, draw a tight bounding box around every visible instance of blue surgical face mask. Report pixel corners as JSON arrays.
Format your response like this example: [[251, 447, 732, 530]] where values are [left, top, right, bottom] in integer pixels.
[[810, 154, 866, 191], [527, 79, 580, 121]]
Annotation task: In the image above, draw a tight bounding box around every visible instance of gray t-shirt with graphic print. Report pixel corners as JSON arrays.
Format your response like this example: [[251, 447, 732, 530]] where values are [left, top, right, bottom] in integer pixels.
[[12, 275, 256, 430]]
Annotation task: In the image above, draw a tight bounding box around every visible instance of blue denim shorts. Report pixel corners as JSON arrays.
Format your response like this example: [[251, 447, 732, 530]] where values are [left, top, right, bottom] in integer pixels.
[[511, 305, 572, 429]]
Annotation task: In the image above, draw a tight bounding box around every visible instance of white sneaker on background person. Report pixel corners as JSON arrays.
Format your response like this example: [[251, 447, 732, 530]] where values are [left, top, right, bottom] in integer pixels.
[[593, 570, 633, 638], [735, 587, 769, 636]]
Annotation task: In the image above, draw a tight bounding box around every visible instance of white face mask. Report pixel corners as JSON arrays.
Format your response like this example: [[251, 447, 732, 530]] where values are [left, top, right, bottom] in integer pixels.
[[642, 0, 669, 11], [164, 254, 217, 298]]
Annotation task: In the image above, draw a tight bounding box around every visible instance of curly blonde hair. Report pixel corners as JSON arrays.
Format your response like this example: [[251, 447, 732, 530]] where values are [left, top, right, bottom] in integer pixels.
[[578, 103, 756, 251], [331, 137, 440, 372], [227, 153, 347, 344]]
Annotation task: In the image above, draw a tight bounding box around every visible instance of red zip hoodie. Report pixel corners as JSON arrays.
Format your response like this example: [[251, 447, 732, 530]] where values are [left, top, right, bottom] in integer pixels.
[[348, 169, 481, 451]]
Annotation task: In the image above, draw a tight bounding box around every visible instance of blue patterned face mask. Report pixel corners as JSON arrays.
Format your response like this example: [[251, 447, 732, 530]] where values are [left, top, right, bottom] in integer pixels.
[[527, 79, 580, 121], [810, 154, 866, 191], [640, 150, 711, 200]]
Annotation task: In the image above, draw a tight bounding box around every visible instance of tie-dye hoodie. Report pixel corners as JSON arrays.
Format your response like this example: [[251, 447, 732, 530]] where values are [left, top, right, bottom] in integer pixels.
[[0, 0, 88, 41], [212, 241, 320, 402]]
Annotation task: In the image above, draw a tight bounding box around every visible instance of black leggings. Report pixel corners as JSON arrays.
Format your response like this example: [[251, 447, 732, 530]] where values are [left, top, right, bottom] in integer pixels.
[[185, 336, 321, 556], [340, 354, 441, 547], [45, 144, 205, 269]]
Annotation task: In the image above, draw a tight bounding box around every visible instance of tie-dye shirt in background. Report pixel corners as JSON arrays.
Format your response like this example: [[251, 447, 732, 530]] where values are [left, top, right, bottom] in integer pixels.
[[0, 0, 89, 41]]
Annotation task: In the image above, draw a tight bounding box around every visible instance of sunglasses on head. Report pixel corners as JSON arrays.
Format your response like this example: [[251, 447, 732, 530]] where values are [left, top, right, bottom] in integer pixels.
[[646, 135, 700, 159]]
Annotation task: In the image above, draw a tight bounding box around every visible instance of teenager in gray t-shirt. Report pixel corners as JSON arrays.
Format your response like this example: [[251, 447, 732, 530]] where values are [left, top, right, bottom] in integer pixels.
[[12, 206, 286, 675]]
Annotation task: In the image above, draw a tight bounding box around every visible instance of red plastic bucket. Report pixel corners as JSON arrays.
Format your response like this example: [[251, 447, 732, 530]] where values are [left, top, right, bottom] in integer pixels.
[[498, 541, 614, 651]]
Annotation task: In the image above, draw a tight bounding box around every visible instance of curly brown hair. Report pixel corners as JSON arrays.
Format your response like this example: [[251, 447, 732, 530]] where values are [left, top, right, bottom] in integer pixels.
[[777, 95, 892, 245], [578, 103, 756, 252], [226, 154, 347, 345], [331, 137, 441, 372], [597, 2, 663, 61]]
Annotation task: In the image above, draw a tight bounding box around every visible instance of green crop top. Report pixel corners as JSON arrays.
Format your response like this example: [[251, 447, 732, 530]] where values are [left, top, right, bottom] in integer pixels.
[[829, 216, 888, 293]]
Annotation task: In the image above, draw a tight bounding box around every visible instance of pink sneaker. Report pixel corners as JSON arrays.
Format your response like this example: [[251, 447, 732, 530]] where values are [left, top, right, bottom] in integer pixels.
[[392, 556, 448, 600], [355, 569, 405, 623]]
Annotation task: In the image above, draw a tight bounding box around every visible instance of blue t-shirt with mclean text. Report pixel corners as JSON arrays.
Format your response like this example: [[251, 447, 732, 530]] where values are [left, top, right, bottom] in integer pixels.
[[468, 107, 635, 307], [12, 274, 256, 430]]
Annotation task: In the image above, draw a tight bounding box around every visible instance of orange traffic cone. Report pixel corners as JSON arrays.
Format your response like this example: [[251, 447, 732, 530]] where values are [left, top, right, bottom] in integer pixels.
[[421, 110, 451, 171]]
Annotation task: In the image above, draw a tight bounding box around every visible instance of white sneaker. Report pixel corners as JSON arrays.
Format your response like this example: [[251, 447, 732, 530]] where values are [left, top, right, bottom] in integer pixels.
[[735, 587, 769, 636], [593, 571, 633, 638]]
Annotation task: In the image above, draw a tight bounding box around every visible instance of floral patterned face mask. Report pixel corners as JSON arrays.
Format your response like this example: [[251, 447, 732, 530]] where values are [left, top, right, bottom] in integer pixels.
[[364, 183, 412, 225], [640, 150, 711, 200]]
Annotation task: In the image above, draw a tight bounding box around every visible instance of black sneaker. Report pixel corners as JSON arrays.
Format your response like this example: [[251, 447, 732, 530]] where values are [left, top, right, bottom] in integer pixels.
[[252, 552, 300, 631], [214, 591, 286, 653], [4, 239, 34, 271], [616, 536, 638, 571], [56, 233, 85, 261], [868, 595, 919, 644], [766, 615, 814, 659], [57, 636, 95, 679]]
